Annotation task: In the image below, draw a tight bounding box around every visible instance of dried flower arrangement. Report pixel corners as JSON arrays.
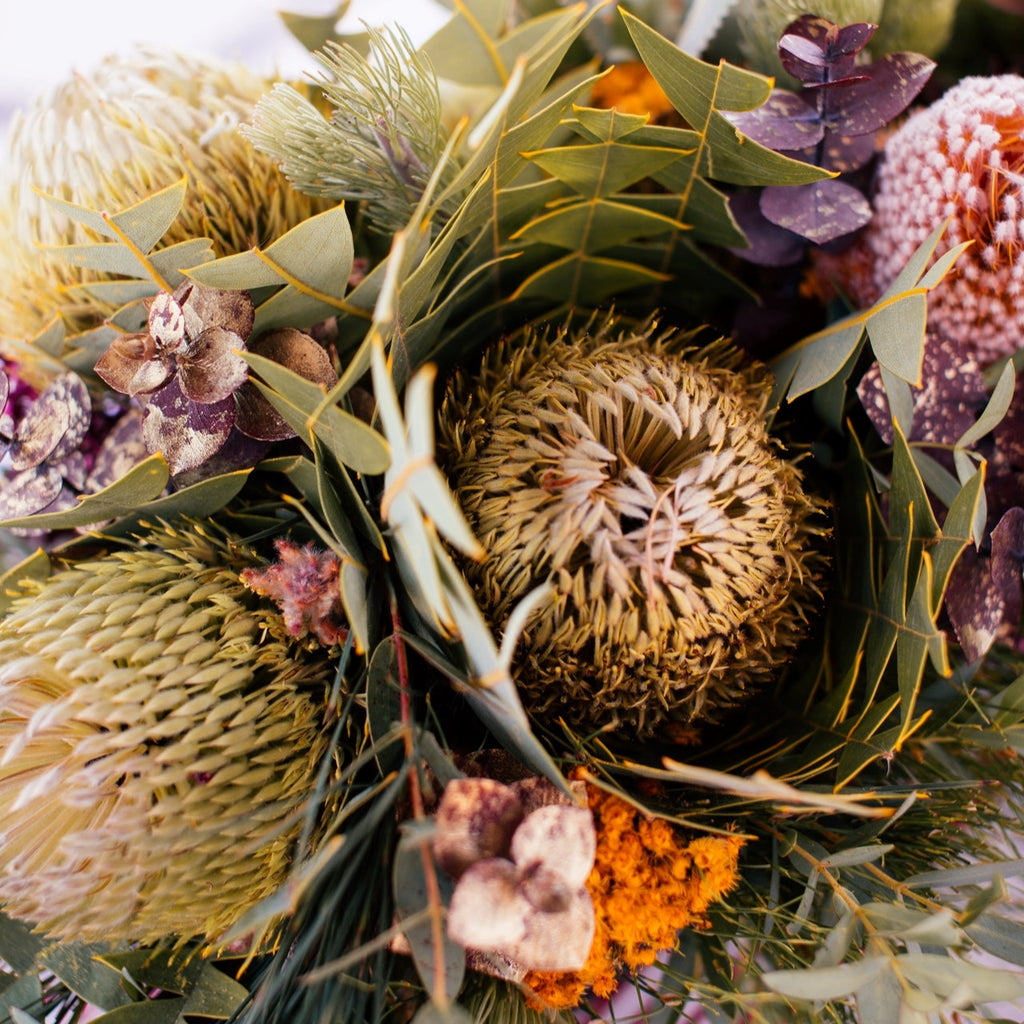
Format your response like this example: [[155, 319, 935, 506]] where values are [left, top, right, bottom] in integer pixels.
[[0, 1, 1023, 1023]]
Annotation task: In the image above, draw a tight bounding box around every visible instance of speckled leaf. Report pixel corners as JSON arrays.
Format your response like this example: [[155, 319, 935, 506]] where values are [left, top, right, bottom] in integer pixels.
[[0, 454, 169, 530], [725, 90, 823, 150], [177, 328, 248, 404], [142, 379, 235, 476], [0, 466, 65, 519], [759, 178, 871, 244], [824, 52, 936, 136]]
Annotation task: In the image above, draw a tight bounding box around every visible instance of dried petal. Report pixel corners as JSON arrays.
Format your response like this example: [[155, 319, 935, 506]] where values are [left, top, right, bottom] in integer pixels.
[[236, 329, 338, 441], [433, 778, 524, 879], [141, 377, 235, 476], [85, 409, 148, 491], [0, 466, 63, 519], [148, 292, 187, 353], [180, 283, 255, 340], [503, 888, 595, 972], [178, 327, 248, 404], [95, 334, 171, 397], [510, 804, 596, 891], [447, 858, 529, 950]]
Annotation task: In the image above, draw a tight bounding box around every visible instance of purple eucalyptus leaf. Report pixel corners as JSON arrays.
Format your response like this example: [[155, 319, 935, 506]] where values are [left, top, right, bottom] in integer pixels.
[[728, 191, 807, 266], [823, 52, 936, 137], [759, 178, 872, 245], [994, 374, 1024, 471], [178, 326, 249, 404], [0, 466, 64, 519], [946, 548, 1004, 662], [0, 368, 9, 413], [991, 508, 1024, 631], [7, 388, 71, 471], [779, 17, 876, 83], [142, 377, 235, 476], [181, 283, 255, 340], [171, 429, 272, 488], [726, 90, 824, 151], [85, 409, 147, 492], [45, 374, 92, 463], [148, 292, 187, 354], [820, 130, 877, 173], [857, 334, 988, 446]]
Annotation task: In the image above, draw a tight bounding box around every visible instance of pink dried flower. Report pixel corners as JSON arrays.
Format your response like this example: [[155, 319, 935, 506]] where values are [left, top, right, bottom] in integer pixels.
[[240, 539, 347, 647], [854, 74, 1024, 363]]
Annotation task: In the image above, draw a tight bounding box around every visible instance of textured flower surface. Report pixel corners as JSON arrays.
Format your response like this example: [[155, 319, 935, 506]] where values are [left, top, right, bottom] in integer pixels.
[[433, 776, 596, 975], [524, 776, 745, 1009], [0, 49, 327, 339], [0, 520, 333, 945], [854, 74, 1024, 363], [440, 317, 826, 736]]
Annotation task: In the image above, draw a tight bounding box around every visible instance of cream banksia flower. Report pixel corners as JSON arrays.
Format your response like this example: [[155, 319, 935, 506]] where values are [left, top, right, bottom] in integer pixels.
[[0, 50, 326, 339], [845, 74, 1024, 364], [439, 318, 825, 737], [0, 520, 334, 945]]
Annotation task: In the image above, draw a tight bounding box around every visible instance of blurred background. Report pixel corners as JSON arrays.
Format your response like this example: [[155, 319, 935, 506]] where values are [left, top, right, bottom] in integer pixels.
[[0, 0, 447, 136]]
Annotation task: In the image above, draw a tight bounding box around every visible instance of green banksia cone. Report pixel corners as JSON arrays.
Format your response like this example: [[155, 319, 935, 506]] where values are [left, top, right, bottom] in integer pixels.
[[0, 49, 327, 340], [439, 318, 827, 737], [0, 520, 334, 945]]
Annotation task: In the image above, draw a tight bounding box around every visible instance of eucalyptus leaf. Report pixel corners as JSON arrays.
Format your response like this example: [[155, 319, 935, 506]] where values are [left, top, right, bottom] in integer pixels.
[[762, 956, 886, 1000], [86, 998, 185, 1024], [867, 293, 928, 385], [0, 976, 42, 1022], [957, 361, 1016, 449], [392, 827, 465, 1003]]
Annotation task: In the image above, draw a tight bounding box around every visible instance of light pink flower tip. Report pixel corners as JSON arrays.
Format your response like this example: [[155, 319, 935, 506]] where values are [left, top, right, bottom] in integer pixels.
[[864, 74, 1024, 364]]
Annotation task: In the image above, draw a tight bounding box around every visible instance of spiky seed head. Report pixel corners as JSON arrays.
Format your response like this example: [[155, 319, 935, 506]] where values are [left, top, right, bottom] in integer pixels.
[[0, 49, 328, 340], [439, 318, 827, 737], [0, 520, 334, 946]]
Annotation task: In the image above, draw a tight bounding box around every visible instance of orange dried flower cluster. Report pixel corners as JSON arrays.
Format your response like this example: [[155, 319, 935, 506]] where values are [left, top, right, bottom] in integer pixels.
[[589, 62, 675, 121], [523, 781, 745, 1009]]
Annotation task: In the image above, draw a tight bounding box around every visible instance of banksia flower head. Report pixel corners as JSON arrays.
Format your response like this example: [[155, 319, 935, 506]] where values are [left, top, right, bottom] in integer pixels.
[[0, 520, 334, 945], [439, 318, 825, 737], [850, 74, 1024, 364], [0, 49, 326, 339]]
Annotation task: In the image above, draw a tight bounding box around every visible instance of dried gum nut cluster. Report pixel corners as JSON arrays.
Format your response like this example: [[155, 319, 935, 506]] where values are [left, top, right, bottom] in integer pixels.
[[432, 776, 596, 978]]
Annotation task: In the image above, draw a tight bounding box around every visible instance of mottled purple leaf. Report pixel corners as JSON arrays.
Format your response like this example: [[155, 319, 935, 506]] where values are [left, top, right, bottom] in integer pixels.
[[141, 377, 235, 476], [0, 466, 64, 519], [0, 368, 9, 413], [7, 389, 70, 471], [994, 376, 1024, 471], [86, 409, 147, 491], [991, 507, 1024, 629], [759, 178, 872, 244], [44, 374, 92, 462], [178, 327, 248, 404], [94, 333, 172, 397], [779, 17, 876, 83], [726, 90, 824, 151], [171, 429, 270, 487], [820, 130, 877, 174], [180, 282, 255, 340], [858, 334, 988, 446], [823, 52, 936, 137], [148, 292, 187, 354], [728, 191, 807, 266]]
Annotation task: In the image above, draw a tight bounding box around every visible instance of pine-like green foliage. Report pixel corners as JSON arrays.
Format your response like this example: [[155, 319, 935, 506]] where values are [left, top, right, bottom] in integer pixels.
[[244, 26, 460, 234]]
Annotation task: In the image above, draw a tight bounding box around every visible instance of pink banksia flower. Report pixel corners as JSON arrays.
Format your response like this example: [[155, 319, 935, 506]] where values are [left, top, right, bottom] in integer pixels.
[[845, 74, 1024, 364], [241, 539, 348, 647]]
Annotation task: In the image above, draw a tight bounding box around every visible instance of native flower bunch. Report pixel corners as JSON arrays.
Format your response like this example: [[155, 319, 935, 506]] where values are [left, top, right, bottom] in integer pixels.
[[0, 1, 1023, 1023]]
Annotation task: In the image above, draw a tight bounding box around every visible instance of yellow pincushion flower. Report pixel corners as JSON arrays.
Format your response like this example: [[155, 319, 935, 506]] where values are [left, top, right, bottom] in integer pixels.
[[0, 520, 334, 946]]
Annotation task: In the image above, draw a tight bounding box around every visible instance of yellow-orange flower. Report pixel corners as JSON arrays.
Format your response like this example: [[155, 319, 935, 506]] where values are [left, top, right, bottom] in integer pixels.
[[589, 62, 675, 121], [523, 780, 745, 1009]]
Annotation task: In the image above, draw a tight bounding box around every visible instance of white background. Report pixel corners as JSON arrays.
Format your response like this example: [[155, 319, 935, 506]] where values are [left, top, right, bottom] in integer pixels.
[[0, 0, 446, 138]]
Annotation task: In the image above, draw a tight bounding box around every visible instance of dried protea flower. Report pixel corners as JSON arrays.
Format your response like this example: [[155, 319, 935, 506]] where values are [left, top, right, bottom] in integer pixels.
[[0, 49, 327, 340], [843, 74, 1024, 364], [0, 520, 334, 945], [439, 318, 826, 736]]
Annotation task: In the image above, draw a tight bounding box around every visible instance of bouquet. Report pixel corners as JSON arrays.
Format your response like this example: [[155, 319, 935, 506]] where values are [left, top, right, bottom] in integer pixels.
[[0, 1, 1023, 1021]]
